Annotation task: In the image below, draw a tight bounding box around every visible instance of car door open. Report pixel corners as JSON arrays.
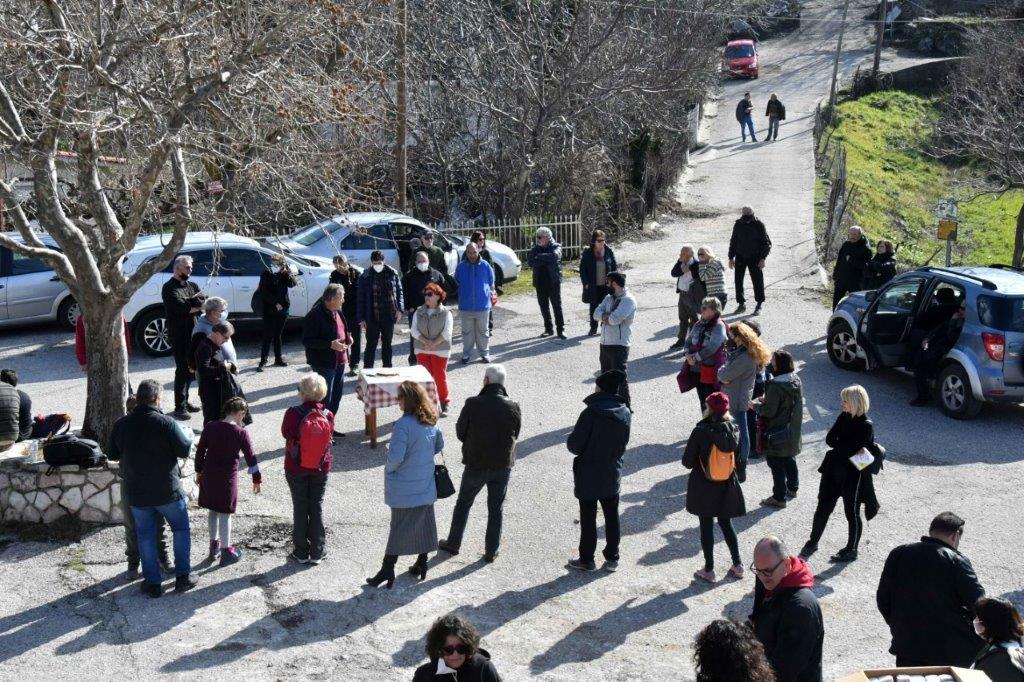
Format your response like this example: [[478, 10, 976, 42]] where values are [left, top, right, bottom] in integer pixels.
[[862, 278, 924, 367]]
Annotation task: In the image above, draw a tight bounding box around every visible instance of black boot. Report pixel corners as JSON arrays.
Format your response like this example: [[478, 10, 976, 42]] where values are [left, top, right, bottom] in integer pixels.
[[366, 554, 397, 589], [408, 553, 428, 581], [257, 357, 267, 372]]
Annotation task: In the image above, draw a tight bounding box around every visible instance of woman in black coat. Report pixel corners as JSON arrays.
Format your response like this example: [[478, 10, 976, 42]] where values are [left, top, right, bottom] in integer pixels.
[[683, 391, 745, 584], [256, 254, 297, 370], [800, 384, 881, 564], [412, 614, 502, 682], [862, 239, 897, 291], [579, 229, 618, 336]]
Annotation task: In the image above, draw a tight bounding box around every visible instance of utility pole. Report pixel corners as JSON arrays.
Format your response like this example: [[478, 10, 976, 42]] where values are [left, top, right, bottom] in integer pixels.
[[395, 0, 408, 212], [872, 0, 888, 76], [829, 0, 851, 112]]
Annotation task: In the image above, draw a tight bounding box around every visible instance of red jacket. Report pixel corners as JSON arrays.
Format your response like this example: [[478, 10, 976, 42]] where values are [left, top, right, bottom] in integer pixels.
[[281, 400, 334, 475], [75, 315, 132, 366]]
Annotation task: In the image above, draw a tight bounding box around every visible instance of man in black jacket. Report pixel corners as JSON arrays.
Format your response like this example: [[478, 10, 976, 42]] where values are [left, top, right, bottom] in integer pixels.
[[162, 255, 205, 420], [108, 379, 196, 597], [302, 284, 352, 434], [911, 304, 965, 406], [750, 535, 824, 682], [0, 369, 31, 443], [765, 93, 786, 141], [876, 511, 986, 667], [402, 250, 447, 366], [728, 207, 772, 314], [439, 364, 522, 563], [832, 226, 872, 309], [330, 255, 362, 376]]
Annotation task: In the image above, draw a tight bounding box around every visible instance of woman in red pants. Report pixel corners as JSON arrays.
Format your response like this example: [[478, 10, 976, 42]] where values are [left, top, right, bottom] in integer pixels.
[[411, 282, 453, 416]]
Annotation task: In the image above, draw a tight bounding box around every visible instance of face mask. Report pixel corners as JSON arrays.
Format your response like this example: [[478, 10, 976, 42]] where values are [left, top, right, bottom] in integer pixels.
[[372, 263, 384, 273], [220, 310, 229, 320], [973, 619, 985, 637], [416, 261, 429, 272]]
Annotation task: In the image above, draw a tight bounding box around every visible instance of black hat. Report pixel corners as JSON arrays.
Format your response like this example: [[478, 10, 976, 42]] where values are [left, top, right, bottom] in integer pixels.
[[596, 369, 626, 393]]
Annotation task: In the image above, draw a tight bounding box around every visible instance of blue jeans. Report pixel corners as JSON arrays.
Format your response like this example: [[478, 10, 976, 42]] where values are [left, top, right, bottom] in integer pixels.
[[131, 496, 191, 585], [312, 364, 344, 418], [445, 466, 511, 555], [740, 116, 756, 141], [734, 409, 750, 469]]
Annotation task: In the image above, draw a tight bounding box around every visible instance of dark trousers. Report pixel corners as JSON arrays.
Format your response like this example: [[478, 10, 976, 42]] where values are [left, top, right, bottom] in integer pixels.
[[832, 281, 858, 310], [696, 381, 716, 410], [733, 255, 766, 304], [406, 312, 417, 365], [445, 466, 511, 555], [579, 496, 620, 564], [345, 311, 361, 368], [312, 364, 344, 417], [677, 292, 698, 342], [170, 328, 193, 410], [286, 471, 328, 560], [914, 352, 941, 399], [699, 515, 741, 571], [599, 344, 631, 407], [767, 457, 799, 501], [767, 116, 781, 139], [809, 472, 864, 552], [588, 285, 610, 332], [199, 380, 222, 425], [260, 310, 288, 362], [365, 318, 395, 368], [536, 283, 565, 332], [119, 478, 167, 566]]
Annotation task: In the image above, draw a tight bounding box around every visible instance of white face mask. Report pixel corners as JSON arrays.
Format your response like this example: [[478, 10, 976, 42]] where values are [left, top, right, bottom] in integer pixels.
[[372, 263, 384, 273], [416, 261, 429, 272], [973, 619, 985, 637]]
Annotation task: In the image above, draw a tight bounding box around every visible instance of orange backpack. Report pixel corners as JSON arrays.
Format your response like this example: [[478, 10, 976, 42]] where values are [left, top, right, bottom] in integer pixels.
[[702, 445, 736, 482]]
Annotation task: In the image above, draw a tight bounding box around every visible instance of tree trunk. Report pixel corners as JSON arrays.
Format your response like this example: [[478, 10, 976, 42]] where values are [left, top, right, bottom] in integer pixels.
[[80, 301, 129, 446], [1014, 199, 1024, 268]]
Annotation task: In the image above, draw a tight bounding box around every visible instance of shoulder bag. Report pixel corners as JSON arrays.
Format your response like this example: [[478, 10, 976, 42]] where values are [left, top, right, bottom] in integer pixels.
[[764, 392, 796, 447], [434, 453, 456, 499]]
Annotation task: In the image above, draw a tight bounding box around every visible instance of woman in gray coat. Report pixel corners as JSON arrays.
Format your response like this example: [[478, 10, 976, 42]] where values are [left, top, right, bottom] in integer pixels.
[[684, 297, 729, 409], [717, 322, 770, 481], [756, 350, 804, 508]]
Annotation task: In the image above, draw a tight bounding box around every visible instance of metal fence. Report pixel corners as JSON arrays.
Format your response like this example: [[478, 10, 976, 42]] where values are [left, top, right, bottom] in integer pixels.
[[813, 101, 855, 265], [433, 214, 584, 261]]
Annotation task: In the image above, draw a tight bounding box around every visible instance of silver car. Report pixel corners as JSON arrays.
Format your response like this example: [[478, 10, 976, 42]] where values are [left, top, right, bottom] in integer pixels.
[[0, 233, 79, 330]]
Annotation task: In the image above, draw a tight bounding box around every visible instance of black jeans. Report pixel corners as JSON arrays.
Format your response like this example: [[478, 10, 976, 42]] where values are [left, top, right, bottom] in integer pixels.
[[364, 318, 395, 368], [733, 255, 765, 304], [588, 285, 610, 332], [536, 283, 565, 332], [699, 515, 741, 571], [696, 381, 716, 411], [406, 312, 417, 365], [286, 471, 328, 560], [579, 496, 620, 564], [445, 466, 511, 555], [170, 327, 193, 410], [767, 457, 799, 501], [260, 310, 289, 362], [809, 471, 864, 552], [344, 311, 361, 368], [599, 344, 631, 407]]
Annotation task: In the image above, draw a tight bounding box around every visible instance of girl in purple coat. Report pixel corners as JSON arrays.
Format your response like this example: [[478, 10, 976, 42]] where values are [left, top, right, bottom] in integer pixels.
[[195, 397, 261, 566]]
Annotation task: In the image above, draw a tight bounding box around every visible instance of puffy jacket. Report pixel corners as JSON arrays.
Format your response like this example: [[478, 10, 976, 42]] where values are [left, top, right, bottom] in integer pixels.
[[580, 245, 617, 302], [412, 649, 502, 682], [456, 383, 522, 469], [454, 259, 494, 311], [528, 241, 562, 287], [728, 215, 772, 261], [593, 289, 637, 346], [682, 416, 745, 518], [833, 237, 872, 288], [108, 404, 194, 507], [0, 383, 21, 446], [384, 414, 444, 508], [567, 391, 631, 500], [757, 373, 804, 458], [877, 536, 986, 666]]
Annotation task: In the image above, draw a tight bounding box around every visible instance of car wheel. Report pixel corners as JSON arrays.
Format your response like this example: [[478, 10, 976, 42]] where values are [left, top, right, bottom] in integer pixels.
[[937, 363, 982, 420], [57, 297, 80, 331], [135, 309, 173, 357], [827, 321, 863, 370]]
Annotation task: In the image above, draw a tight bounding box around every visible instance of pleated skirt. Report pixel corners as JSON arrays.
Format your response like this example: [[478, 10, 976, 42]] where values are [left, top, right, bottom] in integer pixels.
[[384, 504, 438, 556]]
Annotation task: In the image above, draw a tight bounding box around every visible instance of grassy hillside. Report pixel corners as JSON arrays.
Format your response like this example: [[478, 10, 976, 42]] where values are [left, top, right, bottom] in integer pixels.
[[821, 90, 1021, 266]]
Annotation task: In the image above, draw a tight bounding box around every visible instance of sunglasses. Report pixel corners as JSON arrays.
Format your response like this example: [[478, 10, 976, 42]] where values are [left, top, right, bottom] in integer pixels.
[[749, 557, 785, 577], [423, 291, 437, 298], [441, 644, 472, 656]]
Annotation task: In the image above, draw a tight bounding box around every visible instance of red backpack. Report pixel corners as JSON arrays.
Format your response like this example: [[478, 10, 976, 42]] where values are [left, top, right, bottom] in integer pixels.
[[291, 405, 333, 470]]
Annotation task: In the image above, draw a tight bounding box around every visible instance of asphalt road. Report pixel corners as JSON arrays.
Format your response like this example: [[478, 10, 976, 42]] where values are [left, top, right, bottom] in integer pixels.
[[1, 2, 1022, 680]]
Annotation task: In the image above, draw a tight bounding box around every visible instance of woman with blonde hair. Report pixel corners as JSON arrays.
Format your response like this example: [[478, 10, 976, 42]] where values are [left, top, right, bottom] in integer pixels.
[[800, 384, 882, 563], [717, 322, 771, 481], [697, 246, 727, 308], [367, 381, 444, 588]]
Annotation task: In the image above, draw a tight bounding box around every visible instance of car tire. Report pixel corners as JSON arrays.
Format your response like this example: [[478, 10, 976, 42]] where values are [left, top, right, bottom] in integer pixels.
[[937, 363, 983, 420], [57, 297, 80, 331], [827, 321, 863, 371], [134, 308, 173, 358]]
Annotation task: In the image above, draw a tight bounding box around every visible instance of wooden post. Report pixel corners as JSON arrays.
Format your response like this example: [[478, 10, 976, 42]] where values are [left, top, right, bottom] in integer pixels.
[[829, 0, 851, 112], [395, 0, 408, 212], [872, 0, 888, 76]]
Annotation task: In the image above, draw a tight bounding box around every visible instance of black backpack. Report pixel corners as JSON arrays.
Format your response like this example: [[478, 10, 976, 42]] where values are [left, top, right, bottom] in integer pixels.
[[43, 434, 107, 470]]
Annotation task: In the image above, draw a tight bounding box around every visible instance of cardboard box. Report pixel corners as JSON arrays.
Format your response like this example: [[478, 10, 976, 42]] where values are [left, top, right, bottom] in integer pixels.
[[837, 665, 991, 682]]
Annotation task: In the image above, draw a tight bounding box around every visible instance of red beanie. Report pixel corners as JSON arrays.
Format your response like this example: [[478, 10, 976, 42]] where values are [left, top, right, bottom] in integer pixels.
[[705, 391, 730, 415]]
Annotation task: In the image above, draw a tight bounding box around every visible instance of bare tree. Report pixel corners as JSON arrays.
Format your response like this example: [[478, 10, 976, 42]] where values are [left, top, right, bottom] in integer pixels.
[[0, 1, 373, 442]]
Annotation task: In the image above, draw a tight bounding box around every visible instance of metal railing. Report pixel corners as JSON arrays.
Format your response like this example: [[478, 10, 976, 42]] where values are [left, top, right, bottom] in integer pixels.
[[433, 214, 584, 261]]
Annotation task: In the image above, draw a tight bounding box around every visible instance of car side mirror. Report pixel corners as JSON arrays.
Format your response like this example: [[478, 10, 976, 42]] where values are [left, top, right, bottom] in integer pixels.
[[865, 290, 878, 302]]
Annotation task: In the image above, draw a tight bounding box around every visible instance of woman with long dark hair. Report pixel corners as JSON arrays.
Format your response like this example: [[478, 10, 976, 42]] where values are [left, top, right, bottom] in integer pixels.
[[694, 619, 776, 682]]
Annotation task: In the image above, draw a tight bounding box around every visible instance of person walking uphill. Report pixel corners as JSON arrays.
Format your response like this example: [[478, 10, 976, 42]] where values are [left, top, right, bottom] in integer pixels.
[[302, 284, 352, 435], [670, 244, 703, 350], [736, 92, 757, 142], [749, 535, 824, 682], [162, 255, 206, 420], [832, 225, 872, 309], [256, 253, 297, 371], [756, 350, 804, 508], [566, 369, 632, 573], [580, 229, 618, 337], [357, 250, 404, 369], [439, 364, 522, 563], [367, 382, 444, 588], [108, 379, 197, 598], [454, 242, 496, 364], [528, 227, 566, 339], [683, 391, 746, 584], [728, 207, 772, 314], [876, 511, 986, 667], [765, 93, 786, 141], [593, 272, 637, 409]]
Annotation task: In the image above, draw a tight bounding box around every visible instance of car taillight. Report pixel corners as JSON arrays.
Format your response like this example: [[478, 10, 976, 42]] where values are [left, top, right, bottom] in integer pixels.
[[982, 332, 1005, 361]]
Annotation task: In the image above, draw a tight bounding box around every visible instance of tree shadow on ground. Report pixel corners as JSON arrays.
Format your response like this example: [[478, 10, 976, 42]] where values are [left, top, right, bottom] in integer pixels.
[[514, 426, 574, 460], [620, 474, 687, 539], [638, 506, 775, 567], [621, 440, 685, 476]]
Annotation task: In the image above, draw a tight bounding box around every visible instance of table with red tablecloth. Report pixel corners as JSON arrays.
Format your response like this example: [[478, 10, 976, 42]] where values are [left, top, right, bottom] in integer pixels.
[[355, 366, 440, 448]]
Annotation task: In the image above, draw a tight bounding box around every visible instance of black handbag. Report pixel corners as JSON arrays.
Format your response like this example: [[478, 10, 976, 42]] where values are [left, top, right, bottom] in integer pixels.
[[434, 455, 456, 499]]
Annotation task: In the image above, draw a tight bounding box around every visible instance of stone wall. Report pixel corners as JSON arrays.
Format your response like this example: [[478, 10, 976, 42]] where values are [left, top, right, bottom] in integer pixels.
[[0, 448, 198, 525]]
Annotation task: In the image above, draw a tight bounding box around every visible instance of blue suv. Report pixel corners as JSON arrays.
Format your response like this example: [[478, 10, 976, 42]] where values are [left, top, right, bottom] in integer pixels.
[[827, 265, 1024, 419]]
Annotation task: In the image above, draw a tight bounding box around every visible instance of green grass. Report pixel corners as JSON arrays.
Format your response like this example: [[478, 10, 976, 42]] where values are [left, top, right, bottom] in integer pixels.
[[500, 267, 577, 298], [824, 90, 1022, 266]]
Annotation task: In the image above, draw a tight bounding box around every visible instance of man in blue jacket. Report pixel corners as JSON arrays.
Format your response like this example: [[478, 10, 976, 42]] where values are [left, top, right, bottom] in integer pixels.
[[454, 242, 495, 364]]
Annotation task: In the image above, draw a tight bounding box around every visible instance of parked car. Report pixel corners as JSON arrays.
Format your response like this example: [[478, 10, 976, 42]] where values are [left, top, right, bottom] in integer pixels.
[[722, 39, 759, 79], [0, 233, 79, 330], [264, 211, 522, 284], [827, 265, 1024, 419]]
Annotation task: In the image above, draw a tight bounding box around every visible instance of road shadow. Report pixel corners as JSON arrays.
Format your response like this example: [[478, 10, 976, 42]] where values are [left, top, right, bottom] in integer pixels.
[[620, 474, 687, 538], [515, 426, 574, 460], [639, 505, 775, 567]]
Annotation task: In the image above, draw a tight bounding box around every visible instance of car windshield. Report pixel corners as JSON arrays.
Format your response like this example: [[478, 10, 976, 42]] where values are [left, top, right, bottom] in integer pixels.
[[291, 219, 343, 247], [725, 45, 755, 58], [978, 295, 1024, 332]]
